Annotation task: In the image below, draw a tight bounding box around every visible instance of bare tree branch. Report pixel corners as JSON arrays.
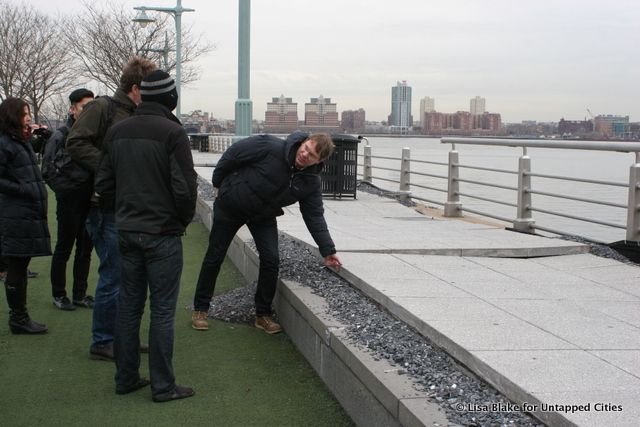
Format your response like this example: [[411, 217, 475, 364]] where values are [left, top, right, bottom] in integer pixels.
[[65, 1, 214, 91], [0, 1, 76, 122]]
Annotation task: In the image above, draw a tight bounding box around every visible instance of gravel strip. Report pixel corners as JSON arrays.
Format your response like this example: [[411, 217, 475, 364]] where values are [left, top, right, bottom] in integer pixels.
[[199, 179, 542, 427]]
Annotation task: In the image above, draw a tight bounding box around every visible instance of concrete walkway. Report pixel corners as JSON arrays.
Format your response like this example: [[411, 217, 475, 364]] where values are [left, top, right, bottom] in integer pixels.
[[193, 150, 640, 426]]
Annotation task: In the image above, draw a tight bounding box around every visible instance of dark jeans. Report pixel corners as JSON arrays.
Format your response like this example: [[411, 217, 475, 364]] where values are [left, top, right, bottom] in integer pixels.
[[86, 207, 120, 346], [193, 201, 279, 315], [4, 257, 31, 311], [51, 192, 92, 299], [114, 231, 183, 397]]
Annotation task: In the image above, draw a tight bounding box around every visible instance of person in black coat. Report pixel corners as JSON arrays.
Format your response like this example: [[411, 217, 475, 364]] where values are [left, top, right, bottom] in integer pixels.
[[95, 70, 197, 401], [0, 98, 51, 334], [192, 132, 342, 334]]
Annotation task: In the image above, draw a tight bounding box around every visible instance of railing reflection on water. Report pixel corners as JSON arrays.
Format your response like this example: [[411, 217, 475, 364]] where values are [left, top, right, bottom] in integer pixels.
[[359, 137, 640, 243]]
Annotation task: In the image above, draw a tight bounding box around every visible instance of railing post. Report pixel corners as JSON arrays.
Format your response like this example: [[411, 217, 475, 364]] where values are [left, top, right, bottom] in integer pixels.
[[362, 144, 372, 183], [626, 155, 640, 241], [444, 147, 461, 217], [514, 149, 535, 232], [399, 147, 411, 202]]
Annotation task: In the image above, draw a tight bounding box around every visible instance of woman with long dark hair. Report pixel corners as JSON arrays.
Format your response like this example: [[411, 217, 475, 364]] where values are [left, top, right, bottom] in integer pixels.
[[0, 97, 51, 334]]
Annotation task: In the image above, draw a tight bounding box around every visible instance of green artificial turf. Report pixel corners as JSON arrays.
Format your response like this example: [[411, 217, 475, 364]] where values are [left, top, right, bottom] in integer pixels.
[[0, 192, 353, 427]]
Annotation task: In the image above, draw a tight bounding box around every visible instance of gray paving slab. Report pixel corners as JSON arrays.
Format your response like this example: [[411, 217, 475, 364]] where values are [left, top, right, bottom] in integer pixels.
[[588, 350, 640, 378], [530, 390, 639, 427], [426, 319, 577, 351], [277, 192, 588, 257], [497, 299, 640, 350], [575, 300, 640, 328], [471, 349, 640, 393]]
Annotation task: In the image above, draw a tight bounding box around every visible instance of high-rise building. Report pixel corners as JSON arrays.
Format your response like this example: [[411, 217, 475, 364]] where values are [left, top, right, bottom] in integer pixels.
[[423, 111, 502, 135], [419, 97, 435, 127], [341, 108, 366, 133], [390, 81, 412, 131], [264, 95, 298, 132], [304, 95, 339, 129], [470, 96, 486, 115]]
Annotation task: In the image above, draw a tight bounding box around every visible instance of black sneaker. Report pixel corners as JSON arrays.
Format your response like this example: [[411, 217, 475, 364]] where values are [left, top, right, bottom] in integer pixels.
[[27, 269, 38, 278], [53, 296, 76, 311], [73, 295, 94, 308]]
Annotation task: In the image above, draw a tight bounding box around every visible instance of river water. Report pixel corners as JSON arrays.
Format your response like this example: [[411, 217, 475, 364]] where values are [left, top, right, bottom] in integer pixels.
[[361, 137, 637, 244]]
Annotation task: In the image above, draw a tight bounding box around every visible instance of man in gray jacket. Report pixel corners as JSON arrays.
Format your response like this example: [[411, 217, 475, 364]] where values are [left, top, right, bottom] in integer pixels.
[[95, 70, 197, 402]]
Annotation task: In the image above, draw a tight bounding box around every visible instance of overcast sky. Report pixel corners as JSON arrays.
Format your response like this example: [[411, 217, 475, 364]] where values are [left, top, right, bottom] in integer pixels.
[[28, 0, 640, 123]]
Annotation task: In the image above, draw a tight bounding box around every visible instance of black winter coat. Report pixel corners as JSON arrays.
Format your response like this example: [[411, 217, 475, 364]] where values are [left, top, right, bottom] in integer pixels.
[[94, 102, 198, 235], [213, 132, 336, 257], [0, 131, 51, 257]]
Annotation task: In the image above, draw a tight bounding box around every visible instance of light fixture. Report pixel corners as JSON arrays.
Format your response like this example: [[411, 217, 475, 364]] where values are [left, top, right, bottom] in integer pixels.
[[132, 9, 155, 28]]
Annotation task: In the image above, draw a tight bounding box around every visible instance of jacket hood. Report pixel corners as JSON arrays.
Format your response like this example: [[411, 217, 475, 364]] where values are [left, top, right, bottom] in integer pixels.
[[135, 101, 182, 125], [284, 131, 324, 174]]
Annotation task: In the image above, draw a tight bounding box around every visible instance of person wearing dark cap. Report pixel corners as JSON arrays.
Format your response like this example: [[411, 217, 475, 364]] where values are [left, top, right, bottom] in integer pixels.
[[67, 57, 157, 361], [95, 70, 197, 402], [45, 88, 95, 311]]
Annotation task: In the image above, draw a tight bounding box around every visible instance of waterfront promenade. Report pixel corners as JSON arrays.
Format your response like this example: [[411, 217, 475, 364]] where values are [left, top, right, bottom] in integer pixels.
[[194, 150, 640, 427]]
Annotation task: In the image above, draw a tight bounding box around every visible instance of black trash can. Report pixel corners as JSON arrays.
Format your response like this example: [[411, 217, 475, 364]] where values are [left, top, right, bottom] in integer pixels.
[[321, 134, 360, 199]]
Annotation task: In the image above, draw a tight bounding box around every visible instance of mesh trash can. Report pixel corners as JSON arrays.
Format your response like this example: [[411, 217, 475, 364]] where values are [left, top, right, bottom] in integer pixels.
[[321, 134, 360, 199]]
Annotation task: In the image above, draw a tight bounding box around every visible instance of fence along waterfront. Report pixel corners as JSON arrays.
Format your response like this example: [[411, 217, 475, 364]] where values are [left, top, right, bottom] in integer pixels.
[[358, 137, 640, 244]]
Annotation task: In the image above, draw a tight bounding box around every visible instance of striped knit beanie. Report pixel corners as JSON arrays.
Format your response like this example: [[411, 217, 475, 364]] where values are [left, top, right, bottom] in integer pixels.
[[140, 70, 178, 111]]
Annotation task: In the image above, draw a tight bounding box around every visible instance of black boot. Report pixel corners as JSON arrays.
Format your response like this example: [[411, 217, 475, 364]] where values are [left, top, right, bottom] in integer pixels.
[[9, 309, 48, 334]]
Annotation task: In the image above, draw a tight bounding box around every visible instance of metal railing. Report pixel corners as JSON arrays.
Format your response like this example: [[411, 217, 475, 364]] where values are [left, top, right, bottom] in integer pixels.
[[187, 133, 235, 153], [358, 137, 640, 242]]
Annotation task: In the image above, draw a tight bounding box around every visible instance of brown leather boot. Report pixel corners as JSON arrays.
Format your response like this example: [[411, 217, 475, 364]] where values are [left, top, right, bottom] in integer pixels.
[[255, 315, 282, 334]]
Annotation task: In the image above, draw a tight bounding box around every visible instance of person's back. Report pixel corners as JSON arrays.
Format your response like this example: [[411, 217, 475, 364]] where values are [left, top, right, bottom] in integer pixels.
[[95, 70, 197, 402], [97, 102, 197, 235]]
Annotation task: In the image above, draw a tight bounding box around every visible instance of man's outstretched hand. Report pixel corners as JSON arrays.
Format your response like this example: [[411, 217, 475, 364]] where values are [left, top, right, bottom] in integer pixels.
[[323, 254, 342, 272]]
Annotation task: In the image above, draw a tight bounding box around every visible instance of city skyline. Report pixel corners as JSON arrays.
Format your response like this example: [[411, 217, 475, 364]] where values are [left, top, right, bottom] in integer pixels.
[[28, 0, 640, 123]]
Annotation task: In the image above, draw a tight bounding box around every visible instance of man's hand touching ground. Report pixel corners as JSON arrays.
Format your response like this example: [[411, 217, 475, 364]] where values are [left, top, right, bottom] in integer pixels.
[[324, 254, 342, 272]]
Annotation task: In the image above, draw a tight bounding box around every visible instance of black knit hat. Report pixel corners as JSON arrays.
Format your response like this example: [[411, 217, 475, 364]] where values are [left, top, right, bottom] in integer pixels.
[[69, 88, 94, 104], [140, 70, 178, 111]]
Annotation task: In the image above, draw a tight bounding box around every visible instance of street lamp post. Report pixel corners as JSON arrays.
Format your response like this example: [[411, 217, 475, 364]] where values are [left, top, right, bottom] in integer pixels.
[[133, 0, 194, 118]]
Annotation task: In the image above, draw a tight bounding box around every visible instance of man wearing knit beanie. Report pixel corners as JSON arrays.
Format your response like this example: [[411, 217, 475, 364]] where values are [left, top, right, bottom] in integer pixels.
[[140, 70, 178, 111], [95, 70, 198, 402]]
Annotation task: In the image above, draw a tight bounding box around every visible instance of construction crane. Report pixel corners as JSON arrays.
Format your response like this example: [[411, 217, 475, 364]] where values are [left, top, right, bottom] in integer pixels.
[[586, 108, 596, 132]]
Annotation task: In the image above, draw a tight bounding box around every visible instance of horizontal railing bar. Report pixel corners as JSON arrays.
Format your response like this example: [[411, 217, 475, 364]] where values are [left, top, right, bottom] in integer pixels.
[[532, 224, 607, 244], [411, 195, 445, 206], [373, 165, 400, 173], [526, 172, 628, 187], [455, 178, 518, 191], [529, 207, 626, 229], [442, 137, 640, 152], [370, 155, 402, 161], [410, 183, 448, 193], [454, 163, 518, 175], [411, 171, 448, 179], [457, 192, 518, 207], [412, 159, 448, 166], [371, 175, 400, 184], [457, 206, 513, 224], [527, 189, 627, 208]]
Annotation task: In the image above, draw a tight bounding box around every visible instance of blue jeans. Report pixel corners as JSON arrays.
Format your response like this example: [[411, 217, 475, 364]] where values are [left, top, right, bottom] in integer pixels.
[[114, 231, 182, 397], [86, 207, 120, 346]]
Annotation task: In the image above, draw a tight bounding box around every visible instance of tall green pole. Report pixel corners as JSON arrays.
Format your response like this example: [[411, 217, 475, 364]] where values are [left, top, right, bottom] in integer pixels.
[[235, 0, 253, 137]]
